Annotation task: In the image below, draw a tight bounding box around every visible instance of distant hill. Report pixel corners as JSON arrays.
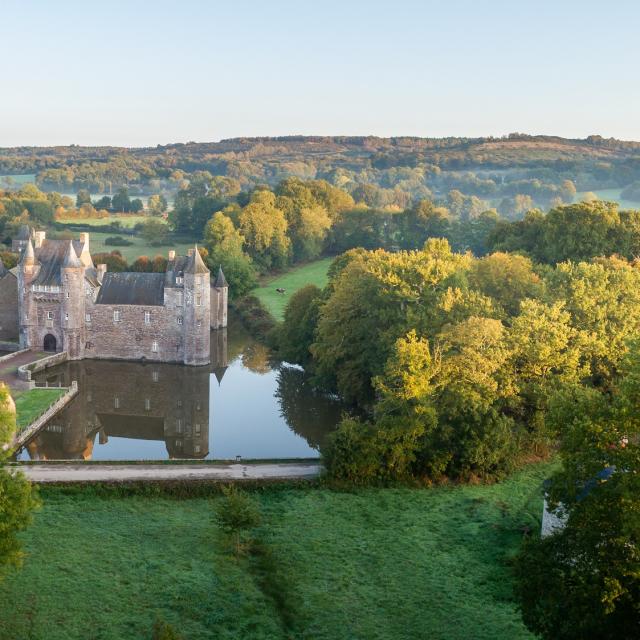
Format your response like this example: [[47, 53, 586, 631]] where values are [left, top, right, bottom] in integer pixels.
[[3, 134, 640, 215]]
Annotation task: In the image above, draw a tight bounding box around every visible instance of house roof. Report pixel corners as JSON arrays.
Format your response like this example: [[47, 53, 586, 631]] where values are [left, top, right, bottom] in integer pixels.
[[214, 266, 228, 288], [184, 246, 209, 275], [96, 272, 166, 306], [29, 239, 81, 286], [164, 255, 189, 287]]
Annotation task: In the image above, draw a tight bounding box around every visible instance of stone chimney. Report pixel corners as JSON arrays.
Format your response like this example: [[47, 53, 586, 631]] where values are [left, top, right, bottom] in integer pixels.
[[97, 264, 107, 281], [168, 250, 176, 261], [33, 230, 46, 248]]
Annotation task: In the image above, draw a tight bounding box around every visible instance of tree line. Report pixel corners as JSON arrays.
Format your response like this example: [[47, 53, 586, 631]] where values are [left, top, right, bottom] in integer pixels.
[[4, 134, 640, 218]]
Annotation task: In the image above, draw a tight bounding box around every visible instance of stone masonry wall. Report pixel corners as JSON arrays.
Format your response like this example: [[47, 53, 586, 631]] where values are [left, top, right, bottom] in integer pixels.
[[0, 274, 18, 341], [86, 303, 185, 363]]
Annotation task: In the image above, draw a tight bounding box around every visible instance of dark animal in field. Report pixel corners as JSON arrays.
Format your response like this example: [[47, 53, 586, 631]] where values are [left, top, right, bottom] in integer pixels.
[[276, 288, 286, 294]]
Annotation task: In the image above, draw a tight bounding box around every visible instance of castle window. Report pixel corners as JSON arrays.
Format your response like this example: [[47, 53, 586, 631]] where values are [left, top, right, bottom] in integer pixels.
[[47, 311, 54, 320], [85, 314, 91, 323], [152, 340, 159, 353], [114, 396, 120, 409], [196, 295, 201, 306], [144, 398, 151, 411], [177, 399, 183, 408], [194, 445, 201, 454], [177, 316, 183, 325], [113, 310, 120, 322], [144, 311, 151, 324], [66, 291, 70, 298], [176, 276, 183, 285], [176, 419, 183, 433], [195, 423, 201, 435], [152, 371, 159, 382], [197, 320, 201, 327], [65, 313, 69, 322]]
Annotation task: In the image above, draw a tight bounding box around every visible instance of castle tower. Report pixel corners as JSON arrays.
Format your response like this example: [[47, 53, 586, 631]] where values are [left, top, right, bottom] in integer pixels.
[[182, 246, 210, 366], [17, 238, 38, 349], [61, 241, 86, 360], [211, 266, 228, 329]]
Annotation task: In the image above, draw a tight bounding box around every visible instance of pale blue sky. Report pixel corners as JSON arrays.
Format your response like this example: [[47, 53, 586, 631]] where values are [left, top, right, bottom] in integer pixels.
[[2, 0, 639, 146]]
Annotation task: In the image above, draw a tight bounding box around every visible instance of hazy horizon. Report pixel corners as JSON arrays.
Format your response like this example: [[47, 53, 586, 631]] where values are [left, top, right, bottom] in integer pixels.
[[3, 0, 639, 146], [2, 131, 639, 151]]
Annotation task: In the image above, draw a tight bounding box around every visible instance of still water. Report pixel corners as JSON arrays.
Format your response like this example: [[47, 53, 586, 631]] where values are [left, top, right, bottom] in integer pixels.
[[17, 319, 343, 461]]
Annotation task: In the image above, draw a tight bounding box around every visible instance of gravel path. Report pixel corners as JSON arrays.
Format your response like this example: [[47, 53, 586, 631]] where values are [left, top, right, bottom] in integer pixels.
[[0, 350, 47, 391], [13, 462, 322, 483]]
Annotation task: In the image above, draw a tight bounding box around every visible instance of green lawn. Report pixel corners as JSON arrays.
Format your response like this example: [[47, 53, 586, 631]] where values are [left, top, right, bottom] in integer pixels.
[[14, 388, 66, 430], [0, 462, 553, 639], [253, 258, 333, 320], [88, 232, 196, 263], [57, 215, 165, 228]]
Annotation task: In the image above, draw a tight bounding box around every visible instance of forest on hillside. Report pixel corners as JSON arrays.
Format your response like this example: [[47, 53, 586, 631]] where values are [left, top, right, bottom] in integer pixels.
[[3, 134, 640, 217]]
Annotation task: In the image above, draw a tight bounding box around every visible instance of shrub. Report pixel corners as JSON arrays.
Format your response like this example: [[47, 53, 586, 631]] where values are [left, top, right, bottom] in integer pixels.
[[215, 485, 261, 555], [104, 235, 133, 246], [152, 620, 182, 640], [322, 416, 424, 484], [233, 295, 277, 342]]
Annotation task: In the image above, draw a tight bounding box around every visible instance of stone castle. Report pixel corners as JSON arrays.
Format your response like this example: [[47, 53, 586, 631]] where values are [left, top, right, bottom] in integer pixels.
[[1, 228, 228, 366]]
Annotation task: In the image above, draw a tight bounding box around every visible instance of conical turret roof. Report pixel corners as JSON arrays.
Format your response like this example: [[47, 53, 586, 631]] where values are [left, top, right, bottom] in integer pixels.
[[184, 245, 209, 274], [21, 238, 36, 266], [214, 265, 228, 288], [62, 240, 82, 268]]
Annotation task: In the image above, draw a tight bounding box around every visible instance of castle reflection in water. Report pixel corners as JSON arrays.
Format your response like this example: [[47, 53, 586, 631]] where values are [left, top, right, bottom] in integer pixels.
[[24, 330, 229, 460]]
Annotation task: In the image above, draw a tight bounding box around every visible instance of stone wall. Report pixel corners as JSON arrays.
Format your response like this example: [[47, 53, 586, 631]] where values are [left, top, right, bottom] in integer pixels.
[[85, 302, 186, 363], [0, 273, 18, 341]]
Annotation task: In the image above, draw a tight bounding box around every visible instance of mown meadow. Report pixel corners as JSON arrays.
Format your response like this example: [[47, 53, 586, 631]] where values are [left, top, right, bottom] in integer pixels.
[[253, 258, 332, 320], [0, 462, 554, 640]]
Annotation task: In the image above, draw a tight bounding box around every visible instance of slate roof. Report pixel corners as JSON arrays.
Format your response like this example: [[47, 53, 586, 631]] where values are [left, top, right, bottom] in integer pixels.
[[164, 256, 189, 287], [96, 272, 166, 306], [214, 266, 228, 288], [185, 247, 209, 274], [31, 240, 70, 286], [23, 239, 95, 287]]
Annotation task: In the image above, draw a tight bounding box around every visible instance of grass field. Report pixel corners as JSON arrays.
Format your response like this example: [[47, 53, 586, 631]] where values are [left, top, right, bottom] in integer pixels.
[[88, 232, 195, 263], [14, 388, 66, 430], [253, 258, 333, 320], [57, 215, 166, 228], [0, 462, 554, 639]]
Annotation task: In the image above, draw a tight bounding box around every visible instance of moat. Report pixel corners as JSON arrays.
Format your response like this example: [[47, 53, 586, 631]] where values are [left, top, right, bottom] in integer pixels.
[[15, 315, 343, 461]]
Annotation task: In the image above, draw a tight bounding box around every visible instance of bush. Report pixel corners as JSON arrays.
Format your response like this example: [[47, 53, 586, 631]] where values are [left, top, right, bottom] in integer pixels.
[[92, 251, 128, 272], [215, 485, 261, 555], [104, 235, 133, 246], [152, 620, 182, 640], [233, 296, 277, 342], [0, 250, 18, 269], [322, 416, 424, 484]]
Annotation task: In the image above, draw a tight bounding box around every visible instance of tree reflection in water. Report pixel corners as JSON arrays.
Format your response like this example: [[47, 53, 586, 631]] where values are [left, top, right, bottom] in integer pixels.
[[275, 365, 343, 450], [17, 320, 344, 461]]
